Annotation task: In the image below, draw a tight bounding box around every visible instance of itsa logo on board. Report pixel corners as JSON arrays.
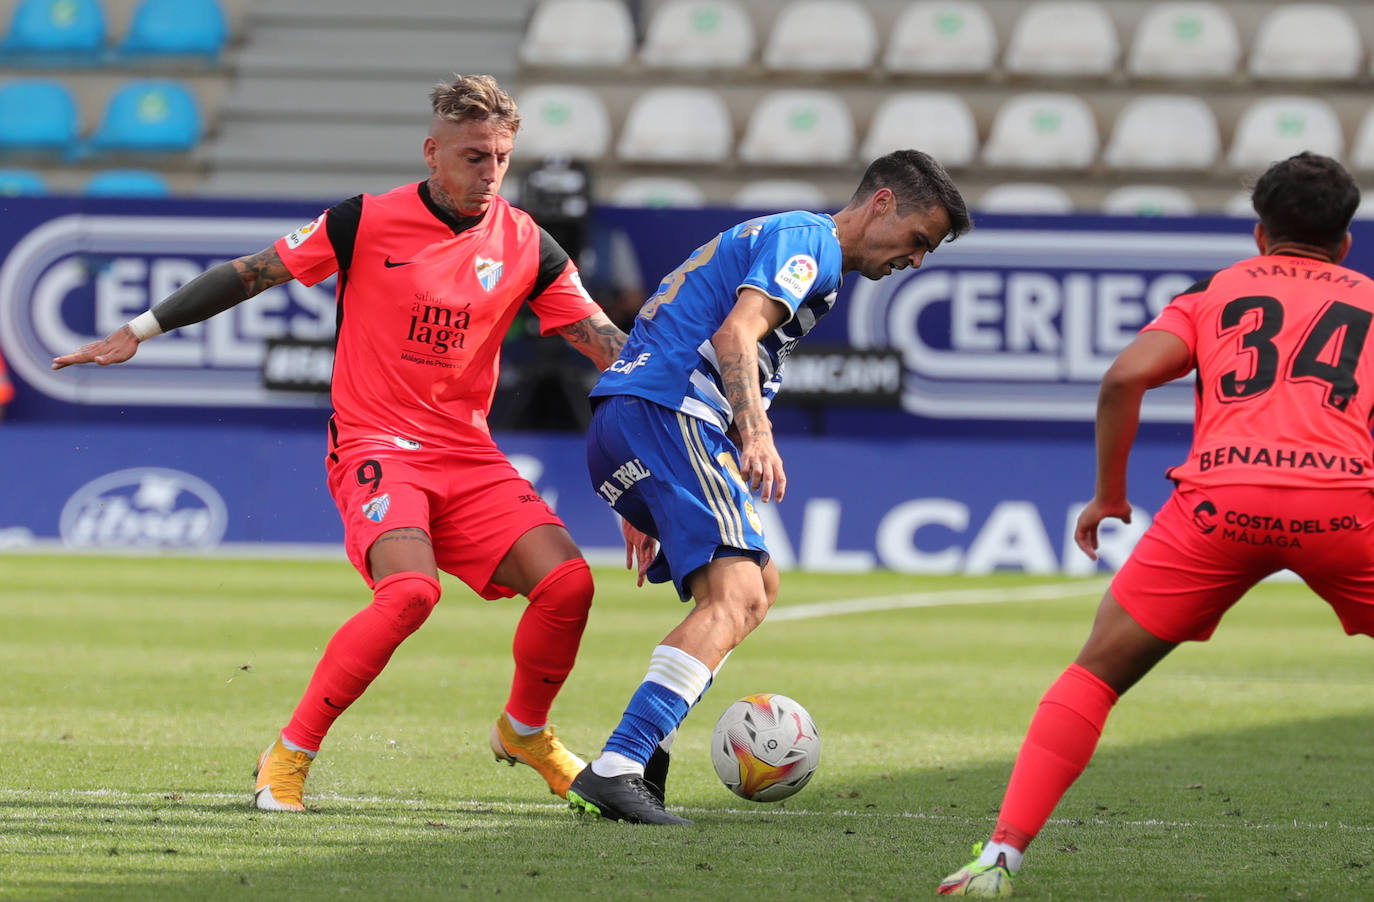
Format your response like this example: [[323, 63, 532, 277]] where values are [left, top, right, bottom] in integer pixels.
[[844, 229, 1257, 422], [0, 213, 338, 408], [59, 467, 228, 549]]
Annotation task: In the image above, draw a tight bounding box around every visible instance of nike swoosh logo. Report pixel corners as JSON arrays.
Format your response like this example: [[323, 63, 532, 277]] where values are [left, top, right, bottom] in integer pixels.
[[384, 257, 415, 268], [541, 677, 565, 685], [323, 696, 346, 709]]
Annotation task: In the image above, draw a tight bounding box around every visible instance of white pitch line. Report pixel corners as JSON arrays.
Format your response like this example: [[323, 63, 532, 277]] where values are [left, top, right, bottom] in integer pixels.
[[766, 579, 1110, 622], [3, 789, 1369, 834]]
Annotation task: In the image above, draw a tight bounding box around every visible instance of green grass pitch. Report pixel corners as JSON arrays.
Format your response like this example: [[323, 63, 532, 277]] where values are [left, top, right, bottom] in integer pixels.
[[2, 554, 1371, 900]]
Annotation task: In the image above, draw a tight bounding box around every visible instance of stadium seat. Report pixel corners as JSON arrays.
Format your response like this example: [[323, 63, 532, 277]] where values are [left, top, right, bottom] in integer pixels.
[[610, 177, 706, 208], [640, 0, 753, 69], [738, 89, 855, 165], [1102, 95, 1219, 170], [118, 0, 228, 61], [1100, 185, 1197, 216], [1125, 3, 1240, 79], [616, 87, 732, 163], [513, 85, 610, 160], [86, 79, 202, 154], [519, 0, 635, 67], [1003, 1, 1118, 76], [762, 0, 877, 73], [85, 168, 171, 196], [1227, 96, 1343, 170], [883, 1, 998, 75], [732, 179, 829, 211], [0, 79, 80, 154], [982, 93, 1099, 169], [0, 167, 46, 195], [977, 183, 1074, 214], [1351, 107, 1374, 171], [1248, 4, 1362, 81], [1, 0, 106, 61], [860, 91, 977, 167]]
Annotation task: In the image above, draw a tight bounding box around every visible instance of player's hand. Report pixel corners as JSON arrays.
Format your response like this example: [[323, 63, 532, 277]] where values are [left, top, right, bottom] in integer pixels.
[[739, 433, 786, 503], [52, 325, 141, 370], [621, 518, 657, 587], [1074, 497, 1133, 560]]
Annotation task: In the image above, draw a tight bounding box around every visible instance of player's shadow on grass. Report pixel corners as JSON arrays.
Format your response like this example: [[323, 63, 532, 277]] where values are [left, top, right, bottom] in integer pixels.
[[11, 712, 1373, 901]]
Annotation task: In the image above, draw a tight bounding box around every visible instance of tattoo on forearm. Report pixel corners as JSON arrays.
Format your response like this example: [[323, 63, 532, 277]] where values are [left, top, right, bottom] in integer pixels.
[[718, 351, 768, 438], [234, 248, 293, 296], [560, 313, 627, 369]]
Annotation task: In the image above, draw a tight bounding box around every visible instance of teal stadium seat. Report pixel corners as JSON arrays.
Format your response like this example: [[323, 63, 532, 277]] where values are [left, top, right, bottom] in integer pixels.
[[118, 0, 227, 61], [86, 79, 201, 154], [0, 79, 81, 154], [85, 168, 171, 196], [1, 0, 106, 63], [0, 168, 47, 195]]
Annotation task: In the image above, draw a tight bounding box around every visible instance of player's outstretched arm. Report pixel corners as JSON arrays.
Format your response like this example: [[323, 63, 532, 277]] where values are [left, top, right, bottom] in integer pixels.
[[1075, 329, 1192, 558], [714, 287, 790, 503], [556, 310, 627, 371], [52, 246, 295, 370]]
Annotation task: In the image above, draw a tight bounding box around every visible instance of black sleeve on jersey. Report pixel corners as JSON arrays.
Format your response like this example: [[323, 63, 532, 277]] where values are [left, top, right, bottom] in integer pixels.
[[324, 194, 364, 273], [1175, 273, 1215, 298], [526, 227, 574, 302]]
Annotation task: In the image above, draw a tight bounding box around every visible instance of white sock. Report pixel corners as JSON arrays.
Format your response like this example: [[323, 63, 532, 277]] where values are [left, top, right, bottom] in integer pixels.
[[280, 734, 318, 758], [504, 712, 545, 736], [591, 751, 643, 778], [646, 644, 712, 705], [977, 841, 1023, 872]]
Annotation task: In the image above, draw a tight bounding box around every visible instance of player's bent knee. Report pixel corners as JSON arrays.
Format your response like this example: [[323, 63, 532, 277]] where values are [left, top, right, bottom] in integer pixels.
[[372, 571, 442, 635], [529, 558, 594, 620]]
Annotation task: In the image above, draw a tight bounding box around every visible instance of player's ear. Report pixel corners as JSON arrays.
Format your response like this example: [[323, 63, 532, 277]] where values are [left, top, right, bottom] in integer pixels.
[[1334, 232, 1352, 264], [422, 135, 439, 170]]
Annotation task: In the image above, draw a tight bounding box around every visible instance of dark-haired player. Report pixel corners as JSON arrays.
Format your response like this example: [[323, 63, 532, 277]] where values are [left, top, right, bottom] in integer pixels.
[[53, 75, 627, 811], [938, 152, 1374, 896], [568, 150, 972, 824]]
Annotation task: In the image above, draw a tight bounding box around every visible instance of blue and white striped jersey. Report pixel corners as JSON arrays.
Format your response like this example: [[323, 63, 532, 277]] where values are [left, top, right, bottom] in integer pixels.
[[590, 211, 843, 429]]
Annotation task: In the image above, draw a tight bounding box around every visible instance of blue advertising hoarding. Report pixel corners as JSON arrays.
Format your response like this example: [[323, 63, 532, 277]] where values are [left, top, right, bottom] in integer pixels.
[[3, 195, 1366, 570]]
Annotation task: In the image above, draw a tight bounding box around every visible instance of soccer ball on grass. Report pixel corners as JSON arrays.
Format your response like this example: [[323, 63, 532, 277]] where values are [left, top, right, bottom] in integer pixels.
[[710, 693, 821, 802]]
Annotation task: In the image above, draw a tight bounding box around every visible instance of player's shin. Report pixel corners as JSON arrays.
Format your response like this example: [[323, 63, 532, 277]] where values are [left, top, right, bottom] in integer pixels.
[[281, 572, 441, 750], [506, 558, 593, 726], [592, 644, 711, 777]]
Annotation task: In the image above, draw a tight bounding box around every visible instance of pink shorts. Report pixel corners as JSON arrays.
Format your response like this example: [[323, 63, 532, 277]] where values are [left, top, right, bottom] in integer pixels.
[[327, 443, 564, 598], [1111, 483, 1374, 642]]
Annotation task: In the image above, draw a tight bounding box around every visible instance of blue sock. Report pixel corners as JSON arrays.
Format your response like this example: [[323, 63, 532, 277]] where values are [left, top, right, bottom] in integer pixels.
[[604, 681, 690, 766]]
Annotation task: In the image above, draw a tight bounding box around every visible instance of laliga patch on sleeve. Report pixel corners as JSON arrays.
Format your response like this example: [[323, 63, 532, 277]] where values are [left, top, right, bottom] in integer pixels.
[[284, 212, 327, 249], [774, 254, 818, 300]]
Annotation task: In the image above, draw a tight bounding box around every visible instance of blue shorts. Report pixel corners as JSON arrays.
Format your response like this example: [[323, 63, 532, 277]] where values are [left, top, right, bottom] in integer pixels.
[[587, 394, 769, 600]]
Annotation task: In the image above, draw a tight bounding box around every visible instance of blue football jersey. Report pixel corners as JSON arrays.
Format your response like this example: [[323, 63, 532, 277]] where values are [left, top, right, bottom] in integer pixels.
[[591, 211, 843, 429]]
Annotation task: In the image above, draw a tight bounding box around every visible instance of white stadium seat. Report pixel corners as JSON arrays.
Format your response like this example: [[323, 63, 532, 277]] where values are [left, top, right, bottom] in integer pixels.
[[977, 183, 1075, 214], [1351, 106, 1374, 171], [610, 177, 707, 208], [616, 87, 733, 163], [640, 0, 754, 69], [732, 179, 830, 211], [762, 0, 877, 72], [1126, 3, 1240, 79], [1103, 95, 1220, 170], [982, 93, 1099, 169], [883, 1, 998, 75], [1101, 185, 1197, 216], [1248, 4, 1363, 81], [513, 85, 611, 159], [860, 91, 977, 167], [1227, 96, 1344, 170], [1003, 1, 1118, 76], [738, 89, 856, 165], [519, 0, 635, 66]]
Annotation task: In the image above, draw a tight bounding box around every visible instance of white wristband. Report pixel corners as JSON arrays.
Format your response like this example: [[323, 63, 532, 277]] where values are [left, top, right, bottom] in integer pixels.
[[127, 310, 163, 341]]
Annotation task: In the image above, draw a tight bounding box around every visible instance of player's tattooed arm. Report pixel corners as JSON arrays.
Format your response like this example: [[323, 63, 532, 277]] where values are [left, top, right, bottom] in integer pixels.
[[52, 245, 294, 370], [558, 311, 628, 370], [713, 288, 790, 503]]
